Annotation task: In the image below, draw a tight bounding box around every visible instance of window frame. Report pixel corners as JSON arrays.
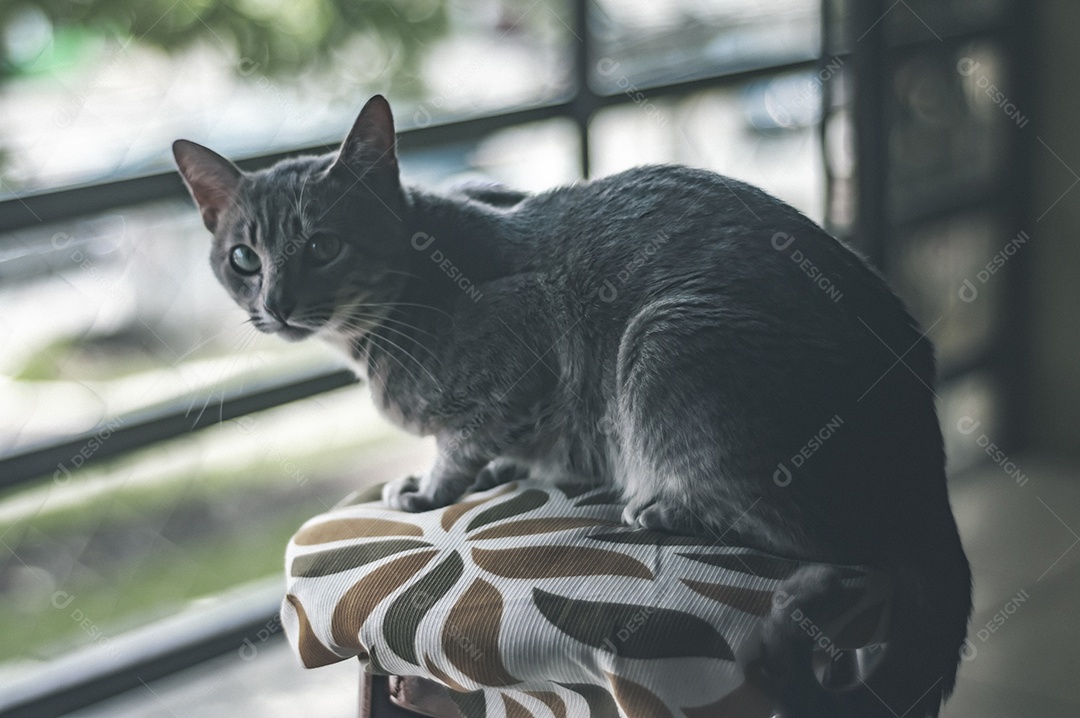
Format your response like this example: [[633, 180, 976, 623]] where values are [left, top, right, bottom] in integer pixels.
[[0, 0, 1029, 713]]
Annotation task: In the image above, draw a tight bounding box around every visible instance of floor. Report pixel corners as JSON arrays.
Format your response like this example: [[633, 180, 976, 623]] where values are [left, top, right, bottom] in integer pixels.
[[70, 454, 1080, 717]]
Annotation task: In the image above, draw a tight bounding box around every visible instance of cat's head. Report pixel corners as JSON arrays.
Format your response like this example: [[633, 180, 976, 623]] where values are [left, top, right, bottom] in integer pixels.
[[173, 95, 410, 342]]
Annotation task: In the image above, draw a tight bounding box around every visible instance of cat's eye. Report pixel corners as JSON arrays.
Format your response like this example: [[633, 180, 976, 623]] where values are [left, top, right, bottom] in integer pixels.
[[307, 234, 341, 267], [229, 244, 262, 275]]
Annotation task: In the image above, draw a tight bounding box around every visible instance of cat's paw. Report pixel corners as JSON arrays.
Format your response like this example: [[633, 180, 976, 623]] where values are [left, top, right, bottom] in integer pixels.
[[623, 498, 704, 536], [383, 475, 442, 512], [469, 459, 529, 493]]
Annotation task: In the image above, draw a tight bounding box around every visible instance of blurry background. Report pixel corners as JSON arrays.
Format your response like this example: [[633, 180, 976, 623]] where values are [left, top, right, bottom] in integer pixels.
[[0, 0, 1077, 715]]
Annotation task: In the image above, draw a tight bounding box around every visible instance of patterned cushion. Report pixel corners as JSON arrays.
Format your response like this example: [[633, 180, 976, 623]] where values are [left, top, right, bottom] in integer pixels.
[[281, 481, 892, 718]]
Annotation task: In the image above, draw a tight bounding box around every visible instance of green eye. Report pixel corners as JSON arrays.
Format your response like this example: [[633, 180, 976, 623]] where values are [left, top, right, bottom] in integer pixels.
[[307, 234, 341, 266], [230, 245, 261, 275]]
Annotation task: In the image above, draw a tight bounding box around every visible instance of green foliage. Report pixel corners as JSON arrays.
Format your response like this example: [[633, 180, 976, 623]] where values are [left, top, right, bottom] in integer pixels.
[[0, 0, 448, 80]]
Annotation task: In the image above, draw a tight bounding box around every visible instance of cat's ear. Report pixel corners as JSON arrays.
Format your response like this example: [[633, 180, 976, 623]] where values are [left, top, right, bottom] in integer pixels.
[[333, 94, 398, 177], [172, 140, 242, 233]]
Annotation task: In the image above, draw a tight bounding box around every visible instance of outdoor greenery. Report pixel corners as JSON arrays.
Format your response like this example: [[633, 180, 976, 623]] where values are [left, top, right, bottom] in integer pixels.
[[0, 0, 449, 80]]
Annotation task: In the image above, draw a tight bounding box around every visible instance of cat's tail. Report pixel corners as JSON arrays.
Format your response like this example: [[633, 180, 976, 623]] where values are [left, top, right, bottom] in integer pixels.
[[755, 531, 972, 718]]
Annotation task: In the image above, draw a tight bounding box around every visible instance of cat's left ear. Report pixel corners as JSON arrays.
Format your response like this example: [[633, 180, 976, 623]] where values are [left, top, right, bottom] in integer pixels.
[[172, 140, 242, 233], [333, 94, 398, 177]]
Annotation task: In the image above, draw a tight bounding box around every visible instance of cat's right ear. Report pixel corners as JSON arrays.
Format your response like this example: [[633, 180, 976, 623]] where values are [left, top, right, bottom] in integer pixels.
[[172, 140, 242, 233], [332, 94, 399, 178]]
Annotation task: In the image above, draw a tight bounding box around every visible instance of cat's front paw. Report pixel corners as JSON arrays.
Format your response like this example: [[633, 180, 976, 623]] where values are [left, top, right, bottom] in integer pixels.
[[469, 458, 529, 493], [623, 497, 704, 536], [383, 475, 443, 512]]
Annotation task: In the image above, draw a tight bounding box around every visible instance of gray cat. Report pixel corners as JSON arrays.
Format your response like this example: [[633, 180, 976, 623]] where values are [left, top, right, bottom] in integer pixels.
[[174, 95, 971, 717]]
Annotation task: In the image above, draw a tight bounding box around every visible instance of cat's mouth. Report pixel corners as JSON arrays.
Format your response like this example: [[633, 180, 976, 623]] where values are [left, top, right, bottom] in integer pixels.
[[254, 317, 316, 341], [276, 324, 315, 342]]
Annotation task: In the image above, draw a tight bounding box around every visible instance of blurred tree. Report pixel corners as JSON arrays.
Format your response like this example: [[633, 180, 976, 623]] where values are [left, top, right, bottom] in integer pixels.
[[0, 0, 448, 82]]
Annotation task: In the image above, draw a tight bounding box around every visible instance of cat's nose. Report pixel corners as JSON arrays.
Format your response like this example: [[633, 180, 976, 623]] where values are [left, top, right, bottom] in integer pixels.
[[264, 298, 295, 324]]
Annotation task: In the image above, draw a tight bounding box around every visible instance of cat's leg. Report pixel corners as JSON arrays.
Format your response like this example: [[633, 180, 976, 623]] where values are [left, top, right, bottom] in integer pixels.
[[469, 457, 530, 493], [612, 299, 813, 551], [383, 275, 559, 512], [383, 437, 490, 512]]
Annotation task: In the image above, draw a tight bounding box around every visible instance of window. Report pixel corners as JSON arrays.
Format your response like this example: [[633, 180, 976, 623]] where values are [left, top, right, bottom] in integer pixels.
[[0, 0, 1026, 713]]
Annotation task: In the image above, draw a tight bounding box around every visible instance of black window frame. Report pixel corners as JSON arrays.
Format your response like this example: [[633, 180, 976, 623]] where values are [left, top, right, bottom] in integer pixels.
[[0, 0, 1030, 714]]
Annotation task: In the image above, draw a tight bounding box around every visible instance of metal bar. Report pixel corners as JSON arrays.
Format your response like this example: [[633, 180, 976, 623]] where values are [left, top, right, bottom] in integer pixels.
[[0, 368, 357, 490], [0, 583, 282, 718], [998, 0, 1035, 454], [571, 0, 593, 177], [1, 56, 825, 237], [851, 0, 890, 271]]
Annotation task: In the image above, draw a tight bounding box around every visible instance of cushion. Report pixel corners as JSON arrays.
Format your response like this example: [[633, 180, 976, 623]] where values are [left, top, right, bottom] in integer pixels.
[[281, 480, 891, 718]]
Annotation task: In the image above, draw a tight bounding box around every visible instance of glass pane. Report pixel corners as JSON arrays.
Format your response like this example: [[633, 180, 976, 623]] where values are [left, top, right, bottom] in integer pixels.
[[888, 41, 1014, 220], [589, 79, 826, 223], [888, 211, 1025, 368], [589, 0, 820, 92], [939, 371, 1002, 475], [888, 0, 1007, 43], [0, 119, 576, 668], [0, 0, 573, 195]]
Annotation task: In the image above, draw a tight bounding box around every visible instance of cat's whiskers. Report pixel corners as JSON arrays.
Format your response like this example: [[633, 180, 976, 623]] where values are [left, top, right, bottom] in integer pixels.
[[187, 321, 262, 428], [337, 319, 443, 372], [367, 329, 445, 392], [337, 310, 442, 346], [364, 325, 442, 388], [358, 301, 455, 322]]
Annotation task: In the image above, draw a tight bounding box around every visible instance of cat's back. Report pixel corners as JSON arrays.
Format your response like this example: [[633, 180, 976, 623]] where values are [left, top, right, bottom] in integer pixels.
[[506, 164, 922, 365]]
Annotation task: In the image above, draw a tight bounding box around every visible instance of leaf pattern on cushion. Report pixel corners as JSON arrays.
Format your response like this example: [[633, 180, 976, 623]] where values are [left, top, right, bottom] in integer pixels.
[[587, 531, 716, 546], [332, 550, 438, 650], [679, 580, 776, 617], [681, 681, 774, 718], [291, 539, 432, 578], [533, 589, 734, 661], [294, 517, 423, 545], [444, 578, 520, 687], [501, 694, 536, 718], [384, 551, 464, 666], [366, 644, 390, 675], [425, 653, 471, 692], [573, 489, 623, 507], [448, 689, 488, 718], [467, 517, 621, 541], [556, 683, 621, 718], [473, 546, 653, 580], [466, 489, 549, 532], [285, 479, 884, 718], [440, 484, 519, 531], [523, 691, 567, 718], [556, 483, 600, 499], [284, 594, 344, 668], [677, 552, 863, 580], [605, 672, 675, 718]]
